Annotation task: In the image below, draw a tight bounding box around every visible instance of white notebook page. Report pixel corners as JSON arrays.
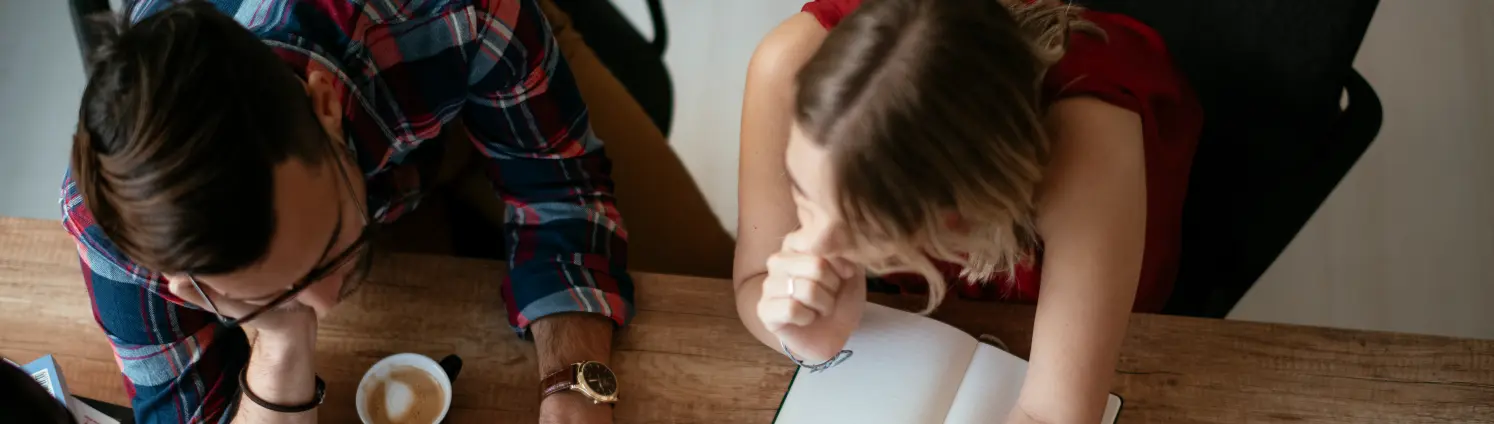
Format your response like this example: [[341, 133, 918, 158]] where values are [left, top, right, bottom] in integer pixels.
[[942, 344, 1027, 423], [943, 345, 1123, 424], [775, 304, 979, 424]]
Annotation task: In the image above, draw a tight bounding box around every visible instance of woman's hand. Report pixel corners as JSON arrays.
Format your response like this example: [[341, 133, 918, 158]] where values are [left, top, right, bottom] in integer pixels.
[[757, 248, 867, 363]]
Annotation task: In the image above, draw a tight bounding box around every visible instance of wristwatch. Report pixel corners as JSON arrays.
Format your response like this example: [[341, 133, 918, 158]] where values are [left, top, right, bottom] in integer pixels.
[[539, 361, 619, 405]]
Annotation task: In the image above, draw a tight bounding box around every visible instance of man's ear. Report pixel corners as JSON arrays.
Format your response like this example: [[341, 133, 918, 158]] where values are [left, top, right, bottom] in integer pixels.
[[304, 71, 344, 138]]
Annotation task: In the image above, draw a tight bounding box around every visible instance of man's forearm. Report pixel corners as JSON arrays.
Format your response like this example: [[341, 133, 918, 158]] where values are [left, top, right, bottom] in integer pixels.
[[531, 312, 614, 375], [232, 330, 318, 424], [531, 313, 615, 423]]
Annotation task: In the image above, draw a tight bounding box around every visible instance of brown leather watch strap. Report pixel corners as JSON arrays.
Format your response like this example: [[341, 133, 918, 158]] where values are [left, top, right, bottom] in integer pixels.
[[539, 364, 576, 399], [238, 366, 324, 413]]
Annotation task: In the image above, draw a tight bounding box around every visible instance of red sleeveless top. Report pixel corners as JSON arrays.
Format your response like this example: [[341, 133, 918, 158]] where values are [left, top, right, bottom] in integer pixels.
[[802, 0, 1202, 312]]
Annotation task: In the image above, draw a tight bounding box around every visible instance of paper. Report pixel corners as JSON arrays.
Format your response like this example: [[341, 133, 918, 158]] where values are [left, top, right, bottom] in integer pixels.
[[69, 396, 122, 424], [942, 345, 1029, 422], [944, 345, 1123, 423], [774, 304, 1123, 424], [775, 304, 979, 424]]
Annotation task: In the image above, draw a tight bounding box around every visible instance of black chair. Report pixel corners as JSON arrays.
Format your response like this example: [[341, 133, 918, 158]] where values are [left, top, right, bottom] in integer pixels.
[[1073, 0, 1384, 317], [67, 0, 113, 61], [69, 0, 676, 136], [553, 0, 674, 135]]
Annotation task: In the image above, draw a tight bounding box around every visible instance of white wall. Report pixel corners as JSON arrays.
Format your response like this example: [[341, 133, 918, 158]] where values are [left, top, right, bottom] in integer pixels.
[[1228, 0, 1494, 339], [0, 0, 86, 219], [611, 0, 811, 234]]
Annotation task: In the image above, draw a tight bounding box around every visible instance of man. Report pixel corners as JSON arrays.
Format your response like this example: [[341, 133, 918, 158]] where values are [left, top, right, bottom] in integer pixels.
[[62, 0, 735, 423]]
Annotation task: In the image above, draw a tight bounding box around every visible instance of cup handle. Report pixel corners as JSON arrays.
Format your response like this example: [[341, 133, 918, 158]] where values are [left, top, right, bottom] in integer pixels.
[[438, 354, 463, 383], [437, 354, 462, 424]]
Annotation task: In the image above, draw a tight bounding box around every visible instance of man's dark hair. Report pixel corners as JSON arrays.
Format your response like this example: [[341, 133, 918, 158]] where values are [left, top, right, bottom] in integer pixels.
[[72, 1, 330, 274]]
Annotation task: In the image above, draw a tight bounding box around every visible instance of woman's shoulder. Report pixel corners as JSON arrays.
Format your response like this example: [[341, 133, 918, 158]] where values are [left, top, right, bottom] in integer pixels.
[[749, 12, 829, 82]]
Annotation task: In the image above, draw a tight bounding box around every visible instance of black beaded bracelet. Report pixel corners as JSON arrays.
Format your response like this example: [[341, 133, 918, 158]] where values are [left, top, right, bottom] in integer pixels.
[[238, 366, 325, 413]]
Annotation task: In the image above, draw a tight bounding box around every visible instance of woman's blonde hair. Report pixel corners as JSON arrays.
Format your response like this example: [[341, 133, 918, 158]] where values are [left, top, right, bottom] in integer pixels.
[[794, 0, 1103, 312]]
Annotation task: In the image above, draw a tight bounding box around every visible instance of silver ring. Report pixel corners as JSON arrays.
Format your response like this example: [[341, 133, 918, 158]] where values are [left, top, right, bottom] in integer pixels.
[[786, 277, 797, 296]]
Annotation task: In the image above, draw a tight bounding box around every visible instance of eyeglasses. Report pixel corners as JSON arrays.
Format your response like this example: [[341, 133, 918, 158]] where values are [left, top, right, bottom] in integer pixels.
[[189, 142, 380, 328]]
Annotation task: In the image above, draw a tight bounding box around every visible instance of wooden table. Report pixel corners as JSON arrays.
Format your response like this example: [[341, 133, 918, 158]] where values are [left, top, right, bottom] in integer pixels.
[[2, 216, 1492, 423]]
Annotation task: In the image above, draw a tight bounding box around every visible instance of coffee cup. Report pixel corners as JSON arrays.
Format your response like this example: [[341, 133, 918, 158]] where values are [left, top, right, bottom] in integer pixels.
[[357, 353, 452, 424]]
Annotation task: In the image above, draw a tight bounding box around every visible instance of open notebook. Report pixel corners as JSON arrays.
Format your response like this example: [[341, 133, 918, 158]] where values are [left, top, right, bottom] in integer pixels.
[[774, 304, 1122, 424]]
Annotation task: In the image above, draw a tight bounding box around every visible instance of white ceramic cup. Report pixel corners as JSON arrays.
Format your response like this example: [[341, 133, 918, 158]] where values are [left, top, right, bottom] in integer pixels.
[[356, 353, 453, 424]]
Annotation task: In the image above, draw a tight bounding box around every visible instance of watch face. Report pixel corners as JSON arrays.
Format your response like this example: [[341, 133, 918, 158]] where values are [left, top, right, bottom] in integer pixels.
[[579, 362, 618, 397]]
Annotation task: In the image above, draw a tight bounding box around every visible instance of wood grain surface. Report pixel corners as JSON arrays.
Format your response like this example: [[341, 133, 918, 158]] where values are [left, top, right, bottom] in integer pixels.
[[2, 216, 1491, 423]]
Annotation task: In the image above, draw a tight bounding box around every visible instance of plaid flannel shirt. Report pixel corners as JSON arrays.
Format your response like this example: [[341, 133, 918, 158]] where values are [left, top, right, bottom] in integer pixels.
[[60, 1, 633, 422]]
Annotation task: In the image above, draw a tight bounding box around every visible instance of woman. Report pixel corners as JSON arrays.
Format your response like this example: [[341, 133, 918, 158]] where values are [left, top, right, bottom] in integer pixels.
[[732, 0, 1202, 422]]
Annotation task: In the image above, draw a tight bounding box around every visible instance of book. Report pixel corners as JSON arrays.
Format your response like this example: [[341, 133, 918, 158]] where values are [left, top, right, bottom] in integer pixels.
[[18, 354, 71, 406], [774, 304, 1123, 424], [8, 355, 124, 424]]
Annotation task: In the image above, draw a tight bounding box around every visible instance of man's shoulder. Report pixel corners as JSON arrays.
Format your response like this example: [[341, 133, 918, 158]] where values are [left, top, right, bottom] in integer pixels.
[[59, 170, 93, 242], [59, 170, 155, 286], [129, 0, 485, 28]]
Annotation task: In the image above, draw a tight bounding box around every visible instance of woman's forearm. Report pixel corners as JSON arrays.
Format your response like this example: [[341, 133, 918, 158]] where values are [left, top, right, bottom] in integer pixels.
[[1014, 98, 1149, 423], [734, 273, 780, 351], [1012, 295, 1131, 423], [732, 12, 828, 356]]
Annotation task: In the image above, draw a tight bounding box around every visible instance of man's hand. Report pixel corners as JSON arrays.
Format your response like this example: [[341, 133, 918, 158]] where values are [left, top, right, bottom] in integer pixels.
[[539, 392, 612, 424], [531, 313, 615, 424], [167, 277, 319, 423], [757, 246, 867, 363]]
